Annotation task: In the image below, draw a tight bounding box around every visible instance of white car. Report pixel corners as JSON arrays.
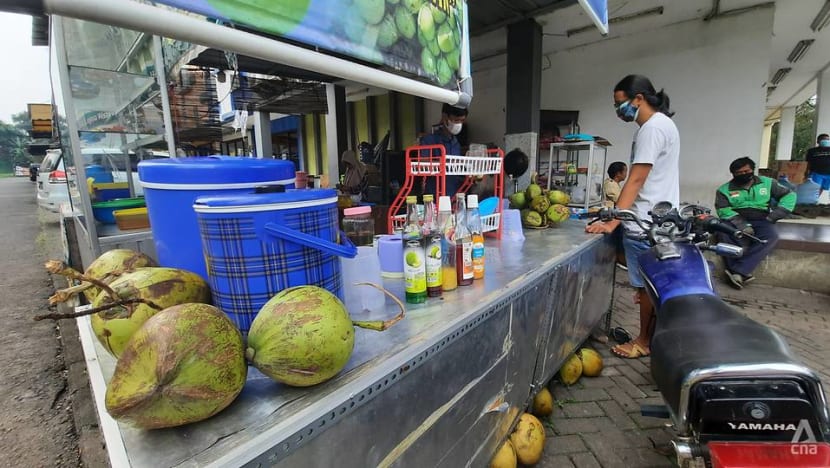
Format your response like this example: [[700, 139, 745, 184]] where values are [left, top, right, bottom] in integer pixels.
[[36, 149, 70, 212], [37, 148, 168, 212]]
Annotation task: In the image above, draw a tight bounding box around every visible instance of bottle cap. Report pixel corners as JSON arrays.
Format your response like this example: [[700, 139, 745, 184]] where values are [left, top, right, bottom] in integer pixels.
[[455, 192, 465, 200], [406, 195, 417, 203], [343, 206, 371, 216], [438, 195, 452, 212], [423, 194, 434, 202], [467, 194, 479, 208]]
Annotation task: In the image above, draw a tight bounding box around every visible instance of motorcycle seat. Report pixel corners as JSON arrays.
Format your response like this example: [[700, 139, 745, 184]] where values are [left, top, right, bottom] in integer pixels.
[[650, 294, 800, 418]]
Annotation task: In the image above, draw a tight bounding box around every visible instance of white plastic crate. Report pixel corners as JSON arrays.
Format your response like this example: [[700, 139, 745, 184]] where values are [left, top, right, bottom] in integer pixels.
[[444, 155, 503, 176], [482, 213, 501, 233], [393, 213, 500, 234]]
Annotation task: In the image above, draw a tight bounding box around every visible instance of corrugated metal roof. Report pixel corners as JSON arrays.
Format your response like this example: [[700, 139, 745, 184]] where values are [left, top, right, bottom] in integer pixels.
[[469, 0, 576, 36]]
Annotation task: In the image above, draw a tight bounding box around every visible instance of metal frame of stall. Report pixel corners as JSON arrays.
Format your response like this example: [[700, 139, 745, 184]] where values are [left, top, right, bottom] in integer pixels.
[[47, 0, 475, 269], [37, 1, 618, 466]]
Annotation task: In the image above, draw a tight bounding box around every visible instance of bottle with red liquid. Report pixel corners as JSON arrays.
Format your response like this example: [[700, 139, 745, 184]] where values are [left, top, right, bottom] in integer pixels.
[[454, 193, 474, 286]]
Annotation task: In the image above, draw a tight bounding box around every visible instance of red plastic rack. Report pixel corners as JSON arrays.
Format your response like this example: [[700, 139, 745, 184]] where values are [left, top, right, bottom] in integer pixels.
[[387, 144, 505, 239]]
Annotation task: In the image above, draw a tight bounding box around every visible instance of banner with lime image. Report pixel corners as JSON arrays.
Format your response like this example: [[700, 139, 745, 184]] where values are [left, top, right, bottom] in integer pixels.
[[154, 0, 469, 89]]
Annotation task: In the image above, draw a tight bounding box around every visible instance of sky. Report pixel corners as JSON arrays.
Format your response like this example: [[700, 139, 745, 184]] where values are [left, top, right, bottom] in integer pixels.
[[0, 12, 51, 124]]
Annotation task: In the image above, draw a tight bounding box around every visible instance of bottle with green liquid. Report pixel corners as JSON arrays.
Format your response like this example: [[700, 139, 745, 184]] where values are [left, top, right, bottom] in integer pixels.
[[403, 196, 427, 303]]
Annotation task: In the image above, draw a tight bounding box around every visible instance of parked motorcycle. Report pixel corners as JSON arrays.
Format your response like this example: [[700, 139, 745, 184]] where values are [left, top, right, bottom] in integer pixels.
[[592, 203, 830, 467]]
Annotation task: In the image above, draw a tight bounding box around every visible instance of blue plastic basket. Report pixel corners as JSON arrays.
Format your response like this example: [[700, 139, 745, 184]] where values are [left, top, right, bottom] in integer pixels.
[[138, 156, 296, 280], [194, 188, 357, 333]]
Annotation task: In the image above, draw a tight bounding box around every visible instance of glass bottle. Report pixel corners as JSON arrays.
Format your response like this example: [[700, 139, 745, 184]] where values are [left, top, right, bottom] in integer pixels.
[[467, 194, 485, 280], [454, 193, 474, 286], [438, 196, 457, 291], [403, 196, 427, 303], [422, 194, 443, 297]]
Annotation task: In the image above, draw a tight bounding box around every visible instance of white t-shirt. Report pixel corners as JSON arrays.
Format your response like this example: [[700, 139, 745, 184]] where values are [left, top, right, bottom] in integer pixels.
[[625, 112, 680, 232]]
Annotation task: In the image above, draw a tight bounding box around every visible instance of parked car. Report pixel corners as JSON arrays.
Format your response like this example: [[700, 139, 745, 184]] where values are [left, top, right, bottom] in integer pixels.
[[37, 148, 169, 212], [37, 149, 69, 212]]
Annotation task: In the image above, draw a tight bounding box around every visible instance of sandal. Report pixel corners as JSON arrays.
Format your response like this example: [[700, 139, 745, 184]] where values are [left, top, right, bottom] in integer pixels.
[[611, 341, 650, 359]]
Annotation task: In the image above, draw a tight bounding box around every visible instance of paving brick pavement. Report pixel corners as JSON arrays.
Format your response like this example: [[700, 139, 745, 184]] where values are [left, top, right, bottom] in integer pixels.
[[536, 273, 830, 468]]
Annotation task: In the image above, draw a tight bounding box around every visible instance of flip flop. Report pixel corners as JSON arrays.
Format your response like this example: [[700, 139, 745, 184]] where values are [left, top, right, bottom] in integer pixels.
[[611, 341, 650, 359]]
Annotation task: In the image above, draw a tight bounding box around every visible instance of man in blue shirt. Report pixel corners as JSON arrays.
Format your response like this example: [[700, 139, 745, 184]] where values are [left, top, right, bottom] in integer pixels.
[[421, 104, 468, 196]]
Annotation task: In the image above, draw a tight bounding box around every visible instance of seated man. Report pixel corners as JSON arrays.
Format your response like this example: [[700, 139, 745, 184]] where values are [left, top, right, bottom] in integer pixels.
[[603, 161, 628, 208], [714, 157, 796, 289]]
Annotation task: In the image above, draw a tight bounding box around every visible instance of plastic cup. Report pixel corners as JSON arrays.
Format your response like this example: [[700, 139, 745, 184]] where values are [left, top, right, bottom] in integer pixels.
[[341, 246, 385, 313]]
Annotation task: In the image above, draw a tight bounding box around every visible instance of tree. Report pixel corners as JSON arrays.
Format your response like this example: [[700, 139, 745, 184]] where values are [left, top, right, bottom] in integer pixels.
[[792, 97, 816, 161], [767, 96, 818, 163]]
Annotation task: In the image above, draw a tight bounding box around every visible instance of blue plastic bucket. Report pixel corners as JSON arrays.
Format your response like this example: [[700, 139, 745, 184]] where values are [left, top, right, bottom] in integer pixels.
[[85, 165, 114, 183], [138, 156, 296, 280], [194, 188, 357, 332]]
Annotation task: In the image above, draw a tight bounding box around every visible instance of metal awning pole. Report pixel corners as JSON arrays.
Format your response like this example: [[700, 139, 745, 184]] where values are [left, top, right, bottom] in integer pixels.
[[42, 0, 471, 108], [152, 35, 178, 158]]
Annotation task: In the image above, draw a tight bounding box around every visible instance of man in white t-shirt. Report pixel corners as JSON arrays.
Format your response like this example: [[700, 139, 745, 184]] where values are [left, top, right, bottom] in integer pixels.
[[587, 75, 680, 359]]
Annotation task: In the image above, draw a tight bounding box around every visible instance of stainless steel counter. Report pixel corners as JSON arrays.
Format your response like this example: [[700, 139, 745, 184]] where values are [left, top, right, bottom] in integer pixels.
[[76, 221, 615, 467]]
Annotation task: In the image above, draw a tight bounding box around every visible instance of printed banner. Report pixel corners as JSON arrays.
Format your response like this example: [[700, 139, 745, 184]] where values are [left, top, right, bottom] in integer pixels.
[[153, 0, 469, 89], [577, 0, 608, 35]]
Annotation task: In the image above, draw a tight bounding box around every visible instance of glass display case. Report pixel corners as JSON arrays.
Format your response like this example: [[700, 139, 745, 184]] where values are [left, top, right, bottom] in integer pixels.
[[542, 141, 609, 211]]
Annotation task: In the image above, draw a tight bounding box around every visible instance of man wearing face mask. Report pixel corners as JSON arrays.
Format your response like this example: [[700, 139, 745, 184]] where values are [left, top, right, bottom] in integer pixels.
[[586, 75, 679, 359], [806, 133, 830, 196], [421, 103, 468, 196], [715, 157, 795, 289]]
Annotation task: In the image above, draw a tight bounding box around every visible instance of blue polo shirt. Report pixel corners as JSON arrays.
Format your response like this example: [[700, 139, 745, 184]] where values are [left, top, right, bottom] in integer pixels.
[[420, 129, 461, 156], [421, 127, 463, 195]]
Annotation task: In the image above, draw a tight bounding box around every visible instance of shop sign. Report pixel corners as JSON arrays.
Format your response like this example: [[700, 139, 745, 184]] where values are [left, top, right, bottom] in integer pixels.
[[153, 0, 469, 89], [577, 0, 608, 34]]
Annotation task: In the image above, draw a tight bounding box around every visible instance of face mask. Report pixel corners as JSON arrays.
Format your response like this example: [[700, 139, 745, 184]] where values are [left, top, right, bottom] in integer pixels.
[[615, 100, 639, 122], [820, 140, 830, 147], [733, 173, 754, 185], [447, 122, 463, 135]]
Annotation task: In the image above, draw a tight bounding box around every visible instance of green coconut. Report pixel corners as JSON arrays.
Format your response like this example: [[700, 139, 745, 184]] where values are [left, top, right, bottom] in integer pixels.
[[246, 285, 404, 387], [89, 267, 212, 358], [46, 249, 157, 304], [105, 303, 247, 429]]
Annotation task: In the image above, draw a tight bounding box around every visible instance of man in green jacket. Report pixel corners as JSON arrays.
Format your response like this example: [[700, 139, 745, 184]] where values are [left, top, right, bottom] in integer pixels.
[[715, 157, 796, 289]]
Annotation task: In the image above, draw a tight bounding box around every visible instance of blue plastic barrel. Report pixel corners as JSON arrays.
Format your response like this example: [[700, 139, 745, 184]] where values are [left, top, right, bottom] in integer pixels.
[[85, 165, 114, 183], [194, 188, 357, 332], [138, 156, 296, 280]]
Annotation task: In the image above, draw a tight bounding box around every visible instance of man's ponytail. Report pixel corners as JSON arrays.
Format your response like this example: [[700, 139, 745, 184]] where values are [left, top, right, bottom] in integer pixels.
[[614, 75, 675, 118]]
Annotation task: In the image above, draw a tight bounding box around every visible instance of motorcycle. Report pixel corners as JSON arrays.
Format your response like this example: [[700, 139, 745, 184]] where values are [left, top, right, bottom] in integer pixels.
[[592, 203, 830, 467]]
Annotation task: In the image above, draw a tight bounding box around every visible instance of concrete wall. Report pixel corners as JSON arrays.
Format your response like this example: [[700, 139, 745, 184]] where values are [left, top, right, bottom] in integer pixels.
[[465, 7, 774, 206]]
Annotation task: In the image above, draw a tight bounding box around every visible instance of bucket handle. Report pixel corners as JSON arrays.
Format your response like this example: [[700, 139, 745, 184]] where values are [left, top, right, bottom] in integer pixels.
[[263, 223, 357, 258]]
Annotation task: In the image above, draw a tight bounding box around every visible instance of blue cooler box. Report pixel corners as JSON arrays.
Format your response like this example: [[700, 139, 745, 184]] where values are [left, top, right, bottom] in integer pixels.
[[138, 156, 296, 280], [194, 188, 357, 333]]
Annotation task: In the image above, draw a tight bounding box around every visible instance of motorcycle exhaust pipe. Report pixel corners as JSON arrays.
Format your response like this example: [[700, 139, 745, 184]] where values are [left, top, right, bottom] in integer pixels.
[[672, 439, 706, 468]]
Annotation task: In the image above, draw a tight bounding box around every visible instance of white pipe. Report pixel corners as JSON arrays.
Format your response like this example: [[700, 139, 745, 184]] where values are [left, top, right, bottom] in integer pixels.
[[42, 0, 468, 106], [152, 35, 178, 158]]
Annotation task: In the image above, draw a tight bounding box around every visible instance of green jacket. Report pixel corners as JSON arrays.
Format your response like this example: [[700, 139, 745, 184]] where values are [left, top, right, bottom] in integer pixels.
[[715, 176, 795, 228]]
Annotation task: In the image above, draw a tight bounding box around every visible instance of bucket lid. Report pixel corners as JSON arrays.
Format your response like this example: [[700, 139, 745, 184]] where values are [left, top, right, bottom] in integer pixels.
[[194, 188, 337, 213], [91, 197, 146, 209], [138, 156, 296, 188]]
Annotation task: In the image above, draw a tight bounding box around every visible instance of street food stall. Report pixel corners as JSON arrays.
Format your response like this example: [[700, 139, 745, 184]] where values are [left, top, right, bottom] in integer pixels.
[[28, 0, 615, 465]]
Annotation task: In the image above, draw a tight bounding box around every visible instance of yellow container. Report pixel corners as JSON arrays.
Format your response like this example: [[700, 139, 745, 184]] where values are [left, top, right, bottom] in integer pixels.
[[114, 207, 150, 231]]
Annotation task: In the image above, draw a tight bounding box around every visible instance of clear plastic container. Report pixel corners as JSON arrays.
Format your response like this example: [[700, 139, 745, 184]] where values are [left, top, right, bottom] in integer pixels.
[[342, 205, 374, 246]]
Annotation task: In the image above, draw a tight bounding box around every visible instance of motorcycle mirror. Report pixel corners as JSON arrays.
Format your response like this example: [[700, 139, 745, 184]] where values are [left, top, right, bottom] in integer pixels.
[[711, 243, 743, 258]]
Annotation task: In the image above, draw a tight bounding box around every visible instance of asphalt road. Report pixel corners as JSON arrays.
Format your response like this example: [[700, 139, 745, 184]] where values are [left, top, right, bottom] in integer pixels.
[[0, 177, 80, 466]]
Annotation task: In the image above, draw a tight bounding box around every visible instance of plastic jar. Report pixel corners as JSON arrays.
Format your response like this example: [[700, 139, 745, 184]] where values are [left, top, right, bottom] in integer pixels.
[[342, 205, 374, 246]]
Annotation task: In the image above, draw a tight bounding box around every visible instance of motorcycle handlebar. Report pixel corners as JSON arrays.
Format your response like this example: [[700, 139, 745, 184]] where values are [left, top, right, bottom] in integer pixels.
[[695, 215, 744, 240]]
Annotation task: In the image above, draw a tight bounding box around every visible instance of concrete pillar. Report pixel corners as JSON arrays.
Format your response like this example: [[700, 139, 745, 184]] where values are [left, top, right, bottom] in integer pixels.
[[506, 19, 541, 135], [505, 18, 542, 191], [253, 111, 273, 159], [760, 123, 773, 168], [325, 83, 348, 182], [815, 69, 830, 140], [775, 106, 796, 162]]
